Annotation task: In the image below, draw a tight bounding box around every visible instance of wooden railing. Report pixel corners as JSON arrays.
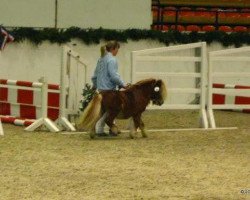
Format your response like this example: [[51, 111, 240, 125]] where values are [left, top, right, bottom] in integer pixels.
[[154, 0, 250, 8]]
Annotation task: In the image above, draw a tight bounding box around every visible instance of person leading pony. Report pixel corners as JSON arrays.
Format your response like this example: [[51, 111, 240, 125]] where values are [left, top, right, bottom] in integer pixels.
[[91, 40, 129, 136]]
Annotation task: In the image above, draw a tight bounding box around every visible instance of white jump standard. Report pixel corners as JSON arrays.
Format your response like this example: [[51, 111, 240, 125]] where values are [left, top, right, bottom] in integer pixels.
[[25, 77, 59, 132], [0, 120, 3, 136]]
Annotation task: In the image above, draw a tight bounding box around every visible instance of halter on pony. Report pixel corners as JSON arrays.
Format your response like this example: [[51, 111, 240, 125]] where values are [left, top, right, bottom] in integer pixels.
[[77, 78, 167, 139]]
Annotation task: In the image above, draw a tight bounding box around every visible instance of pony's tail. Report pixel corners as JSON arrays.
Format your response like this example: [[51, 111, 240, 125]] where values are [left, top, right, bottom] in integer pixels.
[[76, 93, 102, 130]]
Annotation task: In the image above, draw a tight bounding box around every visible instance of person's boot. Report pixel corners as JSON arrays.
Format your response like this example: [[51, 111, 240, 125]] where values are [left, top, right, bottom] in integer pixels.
[[109, 129, 118, 136]]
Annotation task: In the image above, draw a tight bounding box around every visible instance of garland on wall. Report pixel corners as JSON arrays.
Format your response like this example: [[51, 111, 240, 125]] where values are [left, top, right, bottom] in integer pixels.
[[10, 27, 250, 47]]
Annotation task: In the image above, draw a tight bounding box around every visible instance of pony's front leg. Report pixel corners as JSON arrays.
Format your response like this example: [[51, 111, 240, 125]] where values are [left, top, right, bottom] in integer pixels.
[[132, 114, 147, 138], [131, 115, 141, 139], [126, 118, 135, 139], [139, 118, 147, 138]]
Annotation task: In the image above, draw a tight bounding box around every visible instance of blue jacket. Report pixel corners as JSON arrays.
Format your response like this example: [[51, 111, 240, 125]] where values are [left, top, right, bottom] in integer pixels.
[[92, 52, 125, 90]]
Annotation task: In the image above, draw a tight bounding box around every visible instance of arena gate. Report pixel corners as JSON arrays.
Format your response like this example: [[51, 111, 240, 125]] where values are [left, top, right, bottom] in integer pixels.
[[131, 42, 209, 130], [207, 46, 250, 128]]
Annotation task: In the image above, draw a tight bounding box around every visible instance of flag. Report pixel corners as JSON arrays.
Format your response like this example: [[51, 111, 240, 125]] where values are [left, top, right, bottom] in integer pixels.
[[0, 26, 14, 51]]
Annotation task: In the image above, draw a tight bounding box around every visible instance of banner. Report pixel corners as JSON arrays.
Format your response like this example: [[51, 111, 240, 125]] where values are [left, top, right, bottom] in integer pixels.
[[0, 26, 14, 51]]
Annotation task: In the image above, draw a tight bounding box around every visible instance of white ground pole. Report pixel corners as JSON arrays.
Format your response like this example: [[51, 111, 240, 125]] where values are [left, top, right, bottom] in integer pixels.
[[131, 42, 209, 130], [207, 46, 250, 128], [0, 119, 4, 136], [56, 46, 87, 131], [25, 77, 60, 132]]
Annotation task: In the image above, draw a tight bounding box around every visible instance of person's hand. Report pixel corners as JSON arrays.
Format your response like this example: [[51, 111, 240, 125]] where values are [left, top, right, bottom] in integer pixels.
[[119, 83, 131, 91], [124, 83, 131, 89], [119, 88, 126, 91]]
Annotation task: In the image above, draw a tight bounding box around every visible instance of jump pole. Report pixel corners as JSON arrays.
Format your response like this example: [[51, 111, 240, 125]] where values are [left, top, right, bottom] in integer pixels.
[[25, 77, 59, 132], [56, 46, 76, 131]]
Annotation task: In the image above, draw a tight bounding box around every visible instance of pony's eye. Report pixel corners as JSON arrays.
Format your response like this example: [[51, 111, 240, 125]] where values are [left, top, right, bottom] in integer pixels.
[[154, 87, 160, 92]]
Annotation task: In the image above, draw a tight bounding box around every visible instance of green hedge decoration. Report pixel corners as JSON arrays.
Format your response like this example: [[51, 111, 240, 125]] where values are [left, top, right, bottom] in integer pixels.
[[10, 27, 250, 47], [80, 83, 96, 112]]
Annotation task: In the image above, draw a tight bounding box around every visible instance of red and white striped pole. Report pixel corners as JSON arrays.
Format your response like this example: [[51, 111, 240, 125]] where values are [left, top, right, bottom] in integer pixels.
[[0, 116, 34, 126]]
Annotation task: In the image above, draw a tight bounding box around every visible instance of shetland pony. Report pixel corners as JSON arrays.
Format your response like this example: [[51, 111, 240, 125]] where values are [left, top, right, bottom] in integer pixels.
[[77, 78, 167, 138]]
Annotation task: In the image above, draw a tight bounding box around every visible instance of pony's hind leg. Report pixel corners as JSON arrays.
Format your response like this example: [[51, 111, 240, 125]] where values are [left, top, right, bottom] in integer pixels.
[[89, 127, 96, 139], [89, 113, 104, 139], [105, 111, 119, 136]]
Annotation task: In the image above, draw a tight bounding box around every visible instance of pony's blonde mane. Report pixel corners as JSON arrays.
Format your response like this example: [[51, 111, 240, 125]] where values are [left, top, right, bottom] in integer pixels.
[[160, 80, 167, 100], [126, 78, 167, 102], [133, 78, 156, 87], [136, 78, 167, 99]]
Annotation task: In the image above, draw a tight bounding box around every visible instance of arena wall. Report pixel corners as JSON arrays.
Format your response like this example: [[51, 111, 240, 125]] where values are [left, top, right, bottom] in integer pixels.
[[0, 0, 55, 28], [0, 0, 152, 29], [1, 40, 249, 88]]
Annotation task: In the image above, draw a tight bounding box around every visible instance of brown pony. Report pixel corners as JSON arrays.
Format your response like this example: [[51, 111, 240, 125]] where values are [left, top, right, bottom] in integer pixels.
[[77, 78, 167, 138]]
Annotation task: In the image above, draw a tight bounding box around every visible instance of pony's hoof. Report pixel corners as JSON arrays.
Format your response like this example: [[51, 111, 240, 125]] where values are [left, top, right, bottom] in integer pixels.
[[141, 130, 147, 138], [89, 132, 96, 139], [141, 132, 148, 138], [110, 126, 118, 134], [129, 132, 135, 139], [75, 123, 79, 131]]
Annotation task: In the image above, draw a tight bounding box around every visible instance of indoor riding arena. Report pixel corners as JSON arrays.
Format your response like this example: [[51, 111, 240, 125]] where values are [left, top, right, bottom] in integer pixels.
[[1, 110, 249, 199], [0, 0, 249, 200]]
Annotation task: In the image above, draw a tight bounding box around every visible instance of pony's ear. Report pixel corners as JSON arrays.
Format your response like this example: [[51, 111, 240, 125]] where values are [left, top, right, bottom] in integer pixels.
[[155, 79, 162, 87]]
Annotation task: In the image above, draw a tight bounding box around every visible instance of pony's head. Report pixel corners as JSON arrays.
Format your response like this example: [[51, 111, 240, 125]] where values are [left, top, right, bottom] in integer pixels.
[[131, 78, 167, 106], [150, 79, 167, 106]]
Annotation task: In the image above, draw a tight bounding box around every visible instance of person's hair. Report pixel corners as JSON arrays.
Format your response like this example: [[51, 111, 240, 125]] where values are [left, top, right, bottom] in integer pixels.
[[100, 41, 120, 57], [100, 46, 106, 57]]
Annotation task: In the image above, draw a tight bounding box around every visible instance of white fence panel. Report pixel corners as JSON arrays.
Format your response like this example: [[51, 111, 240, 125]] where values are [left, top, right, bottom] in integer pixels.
[[207, 46, 250, 128], [131, 42, 208, 129]]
